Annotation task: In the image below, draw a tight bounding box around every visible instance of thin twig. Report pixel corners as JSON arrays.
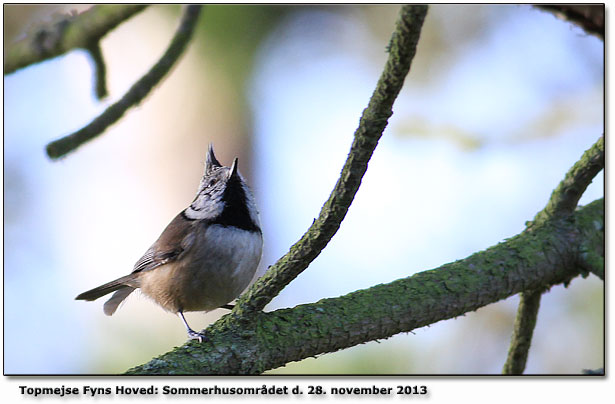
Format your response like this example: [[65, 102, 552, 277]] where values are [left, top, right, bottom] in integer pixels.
[[502, 289, 542, 374], [503, 135, 605, 375], [85, 41, 108, 99], [533, 135, 604, 224], [4, 5, 148, 74], [45, 5, 202, 160], [232, 5, 429, 317]]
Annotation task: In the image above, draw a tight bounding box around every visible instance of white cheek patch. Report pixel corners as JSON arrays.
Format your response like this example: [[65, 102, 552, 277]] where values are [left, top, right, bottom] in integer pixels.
[[184, 201, 223, 220], [184, 172, 229, 220], [184, 208, 202, 220]]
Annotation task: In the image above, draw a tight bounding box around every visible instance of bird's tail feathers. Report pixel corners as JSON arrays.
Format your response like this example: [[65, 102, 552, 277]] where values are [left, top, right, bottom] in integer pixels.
[[103, 287, 136, 316], [75, 274, 138, 302]]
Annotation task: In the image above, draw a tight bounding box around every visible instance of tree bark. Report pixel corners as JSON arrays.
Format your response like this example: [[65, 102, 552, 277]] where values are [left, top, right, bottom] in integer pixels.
[[125, 198, 603, 375]]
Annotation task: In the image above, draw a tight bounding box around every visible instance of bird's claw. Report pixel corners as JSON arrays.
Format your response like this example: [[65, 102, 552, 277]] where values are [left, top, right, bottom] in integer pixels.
[[187, 329, 207, 342]]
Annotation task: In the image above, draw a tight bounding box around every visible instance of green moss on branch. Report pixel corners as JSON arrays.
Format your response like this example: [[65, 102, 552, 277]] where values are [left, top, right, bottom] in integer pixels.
[[233, 4, 429, 317], [126, 199, 603, 375]]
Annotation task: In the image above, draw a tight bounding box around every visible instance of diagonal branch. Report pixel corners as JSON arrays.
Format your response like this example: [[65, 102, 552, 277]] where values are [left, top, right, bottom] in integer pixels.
[[45, 5, 202, 160], [503, 135, 605, 375], [533, 135, 604, 224], [125, 198, 603, 374], [4, 4, 148, 75], [232, 4, 429, 318]]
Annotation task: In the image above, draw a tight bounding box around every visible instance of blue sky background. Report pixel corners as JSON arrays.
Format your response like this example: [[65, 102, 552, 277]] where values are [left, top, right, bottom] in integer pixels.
[[3, 4, 604, 374]]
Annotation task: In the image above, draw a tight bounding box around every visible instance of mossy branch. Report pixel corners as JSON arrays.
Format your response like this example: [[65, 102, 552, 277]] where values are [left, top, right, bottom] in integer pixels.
[[125, 199, 603, 374], [533, 135, 604, 225], [503, 135, 604, 375], [502, 289, 542, 374], [232, 4, 429, 318], [45, 5, 202, 160], [4, 5, 148, 75]]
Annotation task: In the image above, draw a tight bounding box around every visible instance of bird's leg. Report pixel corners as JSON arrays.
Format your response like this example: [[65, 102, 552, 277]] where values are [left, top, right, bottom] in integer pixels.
[[178, 311, 207, 342]]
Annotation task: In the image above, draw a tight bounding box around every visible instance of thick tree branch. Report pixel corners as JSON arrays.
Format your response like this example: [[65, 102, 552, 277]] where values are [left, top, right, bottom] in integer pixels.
[[125, 198, 604, 374], [577, 215, 604, 281], [232, 4, 429, 318], [4, 5, 148, 74], [45, 5, 202, 160], [503, 135, 604, 375]]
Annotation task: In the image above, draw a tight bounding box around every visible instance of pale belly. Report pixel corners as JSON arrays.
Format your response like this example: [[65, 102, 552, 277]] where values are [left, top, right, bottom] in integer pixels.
[[138, 225, 263, 313]]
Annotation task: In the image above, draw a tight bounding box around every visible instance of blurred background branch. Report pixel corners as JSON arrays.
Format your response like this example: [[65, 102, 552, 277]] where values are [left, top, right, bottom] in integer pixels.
[[535, 5, 604, 40], [45, 5, 202, 159], [4, 4, 147, 74], [127, 198, 604, 374], [84, 40, 107, 99]]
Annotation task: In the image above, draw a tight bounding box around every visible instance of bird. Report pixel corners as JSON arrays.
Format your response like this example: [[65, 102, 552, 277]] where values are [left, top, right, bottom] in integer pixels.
[[76, 144, 263, 341]]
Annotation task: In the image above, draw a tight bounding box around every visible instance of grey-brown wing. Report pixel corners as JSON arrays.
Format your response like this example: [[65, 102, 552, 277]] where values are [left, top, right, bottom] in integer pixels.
[[132, 247, 176, 273], [132, 211, 197, 273]]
